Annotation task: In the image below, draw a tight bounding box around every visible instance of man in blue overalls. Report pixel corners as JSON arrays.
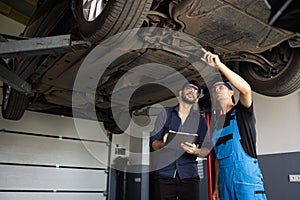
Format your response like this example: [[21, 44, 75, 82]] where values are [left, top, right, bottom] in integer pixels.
[[201, 50, 267, 200]]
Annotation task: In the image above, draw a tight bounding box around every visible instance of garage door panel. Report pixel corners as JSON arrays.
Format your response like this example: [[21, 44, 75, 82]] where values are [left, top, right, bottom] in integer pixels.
[[0, 165, 107, 190], [0, 111, 109, 141], [0, 193, 106, 200], [0, 132, 108, 168], [0, 96, 110, 199]]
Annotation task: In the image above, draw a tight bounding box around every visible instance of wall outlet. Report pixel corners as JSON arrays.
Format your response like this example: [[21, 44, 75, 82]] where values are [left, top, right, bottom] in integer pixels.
[[289, 175, 300, 182]]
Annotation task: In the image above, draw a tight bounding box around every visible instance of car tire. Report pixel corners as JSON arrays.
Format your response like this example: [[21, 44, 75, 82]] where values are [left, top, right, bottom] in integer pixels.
[[240, 46, 300, 97], [74, 0, 153, 43], [2, 84, 28, 120]]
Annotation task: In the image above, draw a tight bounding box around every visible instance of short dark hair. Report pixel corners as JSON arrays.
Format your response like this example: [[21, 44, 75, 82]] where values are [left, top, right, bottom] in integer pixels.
[[181, 80, 200, 90]]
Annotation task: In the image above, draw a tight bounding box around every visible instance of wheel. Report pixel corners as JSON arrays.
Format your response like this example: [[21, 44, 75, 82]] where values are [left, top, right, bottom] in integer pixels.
[[2, 84, 28, 120], [74, 0, 153, 43], [240, 44, 300, 97]]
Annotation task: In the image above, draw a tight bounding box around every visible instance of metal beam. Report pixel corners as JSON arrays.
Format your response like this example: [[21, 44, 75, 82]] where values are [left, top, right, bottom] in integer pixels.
[[0, 59, 31, 93], [0, 34, 91, 58]]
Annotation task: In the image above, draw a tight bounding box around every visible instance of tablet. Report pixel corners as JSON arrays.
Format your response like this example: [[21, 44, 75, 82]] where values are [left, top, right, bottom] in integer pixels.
[[165, 130, 198, 150]]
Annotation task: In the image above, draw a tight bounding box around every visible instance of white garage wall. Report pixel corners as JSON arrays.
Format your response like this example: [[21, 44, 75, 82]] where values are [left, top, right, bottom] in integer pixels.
[[253, 91, 300, 155]]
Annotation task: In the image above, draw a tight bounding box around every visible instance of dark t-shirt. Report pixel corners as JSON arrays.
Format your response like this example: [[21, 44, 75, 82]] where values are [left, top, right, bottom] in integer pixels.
[[214, 101, 257, 158]]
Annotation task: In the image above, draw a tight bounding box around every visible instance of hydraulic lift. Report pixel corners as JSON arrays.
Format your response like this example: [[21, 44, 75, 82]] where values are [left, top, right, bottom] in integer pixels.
[[0, 32, 218, 200]]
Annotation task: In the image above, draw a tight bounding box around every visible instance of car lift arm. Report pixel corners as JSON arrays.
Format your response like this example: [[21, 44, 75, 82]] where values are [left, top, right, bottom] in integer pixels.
[[0, 34, 91, 93], [0, 34, 91, 58], [0, 59, 31, 93]]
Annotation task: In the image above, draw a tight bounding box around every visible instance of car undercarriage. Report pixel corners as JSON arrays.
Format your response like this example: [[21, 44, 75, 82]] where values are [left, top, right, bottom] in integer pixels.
[[1, 0, 299, 133]]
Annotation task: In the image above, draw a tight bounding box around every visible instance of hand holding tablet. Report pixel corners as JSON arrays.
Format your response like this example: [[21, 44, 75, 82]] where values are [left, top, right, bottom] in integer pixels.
[[165, 130, 198, 150]]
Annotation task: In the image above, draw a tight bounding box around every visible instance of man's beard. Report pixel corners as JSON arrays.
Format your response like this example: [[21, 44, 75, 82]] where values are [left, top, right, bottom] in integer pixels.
[[182, 94, 197, 104]]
